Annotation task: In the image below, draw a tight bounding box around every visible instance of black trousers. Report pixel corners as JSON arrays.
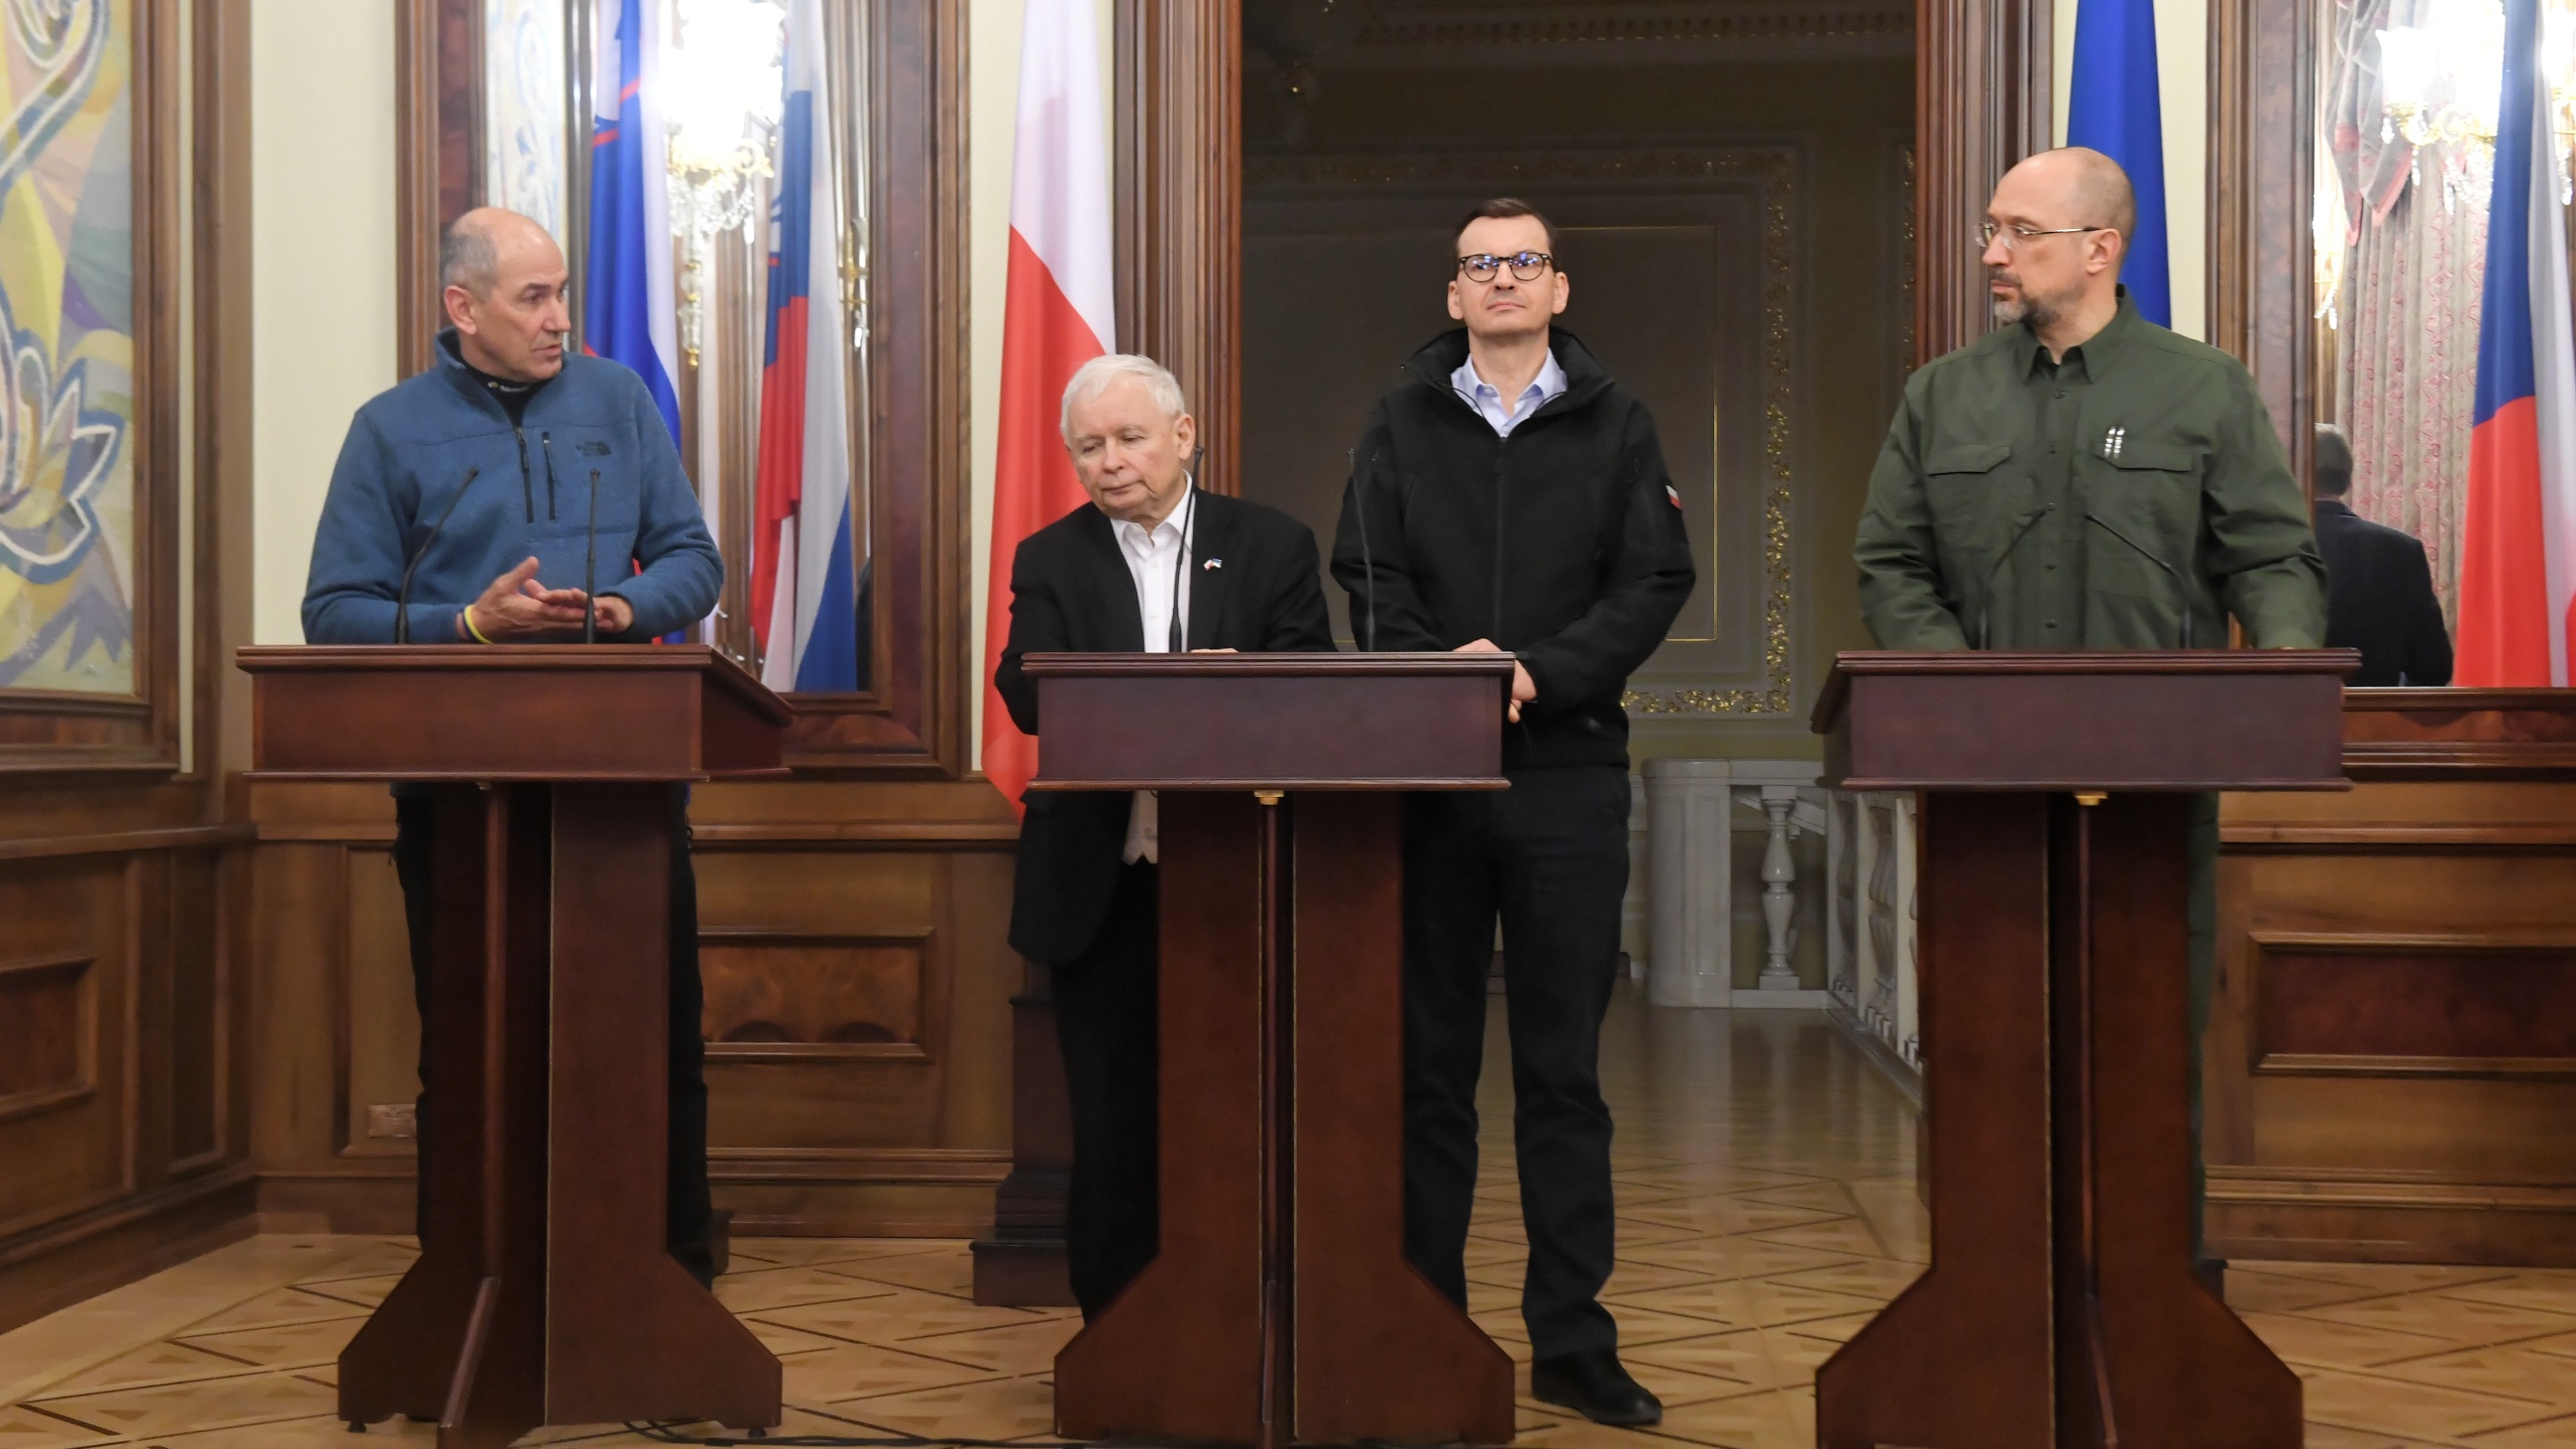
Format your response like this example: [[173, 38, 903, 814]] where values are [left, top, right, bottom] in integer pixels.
[[1049, 859, 1161, 1321], [391, 786, 717, 1286], [1402, 763, 1630, 1360]]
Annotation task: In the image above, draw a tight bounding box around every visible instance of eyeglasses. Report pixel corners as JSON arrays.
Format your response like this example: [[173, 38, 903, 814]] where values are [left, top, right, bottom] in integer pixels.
[[1979, 222, 2106, 253], [1457, 251, 1554, 282]]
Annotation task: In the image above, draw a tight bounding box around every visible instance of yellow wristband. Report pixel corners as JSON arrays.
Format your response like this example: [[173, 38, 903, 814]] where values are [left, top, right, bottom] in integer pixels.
[[462, 606, 494, 644]]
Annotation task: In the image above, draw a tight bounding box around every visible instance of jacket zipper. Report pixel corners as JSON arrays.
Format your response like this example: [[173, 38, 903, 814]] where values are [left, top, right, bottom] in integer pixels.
[[513, 426, 534, 522], [541, 432, 559, 520]]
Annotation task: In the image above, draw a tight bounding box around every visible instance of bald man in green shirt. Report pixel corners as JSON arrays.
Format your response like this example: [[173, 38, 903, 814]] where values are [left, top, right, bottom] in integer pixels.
[[1853, 147, 2328, 1280]]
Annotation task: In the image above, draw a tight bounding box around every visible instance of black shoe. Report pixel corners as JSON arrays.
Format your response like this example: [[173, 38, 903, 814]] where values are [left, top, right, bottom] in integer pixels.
[[1531, 1348, 1663, 1427]]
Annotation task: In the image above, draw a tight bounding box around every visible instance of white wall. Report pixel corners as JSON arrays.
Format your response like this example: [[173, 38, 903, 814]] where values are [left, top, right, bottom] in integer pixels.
[[966, 0, 1115, 763], [2052, 0, 2208, 342], [250, 0, 400, 643]]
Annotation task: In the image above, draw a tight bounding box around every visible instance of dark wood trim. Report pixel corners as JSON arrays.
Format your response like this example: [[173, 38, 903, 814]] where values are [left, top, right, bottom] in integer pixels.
[[2206, 0, 2310, 482], [1911, 0, 2049, 368], [1113, 0, 1241, 497], [394, 0, 483, 379], [777, 0, 972, 773]]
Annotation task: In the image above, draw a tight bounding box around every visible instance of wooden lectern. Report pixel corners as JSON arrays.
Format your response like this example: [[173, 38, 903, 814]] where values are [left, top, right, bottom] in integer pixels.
[[1810, 650, 2355, 1449], [1023, 653, 1520, 1449], [238, 645, 792, 1449]]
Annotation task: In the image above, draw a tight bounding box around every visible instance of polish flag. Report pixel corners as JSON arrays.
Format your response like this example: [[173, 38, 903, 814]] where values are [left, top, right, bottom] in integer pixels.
[[2455, 0, 2576, 685], [981, 1, 1114, 812]]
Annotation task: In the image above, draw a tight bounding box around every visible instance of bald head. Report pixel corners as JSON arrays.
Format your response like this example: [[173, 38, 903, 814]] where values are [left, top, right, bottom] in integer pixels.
[[442, 207, 560, 297], [441, 208, 571, 382], [2035, 148, 2135, 245], [1984, 147, 2135, 349]]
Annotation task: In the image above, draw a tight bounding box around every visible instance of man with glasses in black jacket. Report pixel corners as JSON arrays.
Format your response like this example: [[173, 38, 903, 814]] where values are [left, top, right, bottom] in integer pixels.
[[1333, 197, 1694, 1428]]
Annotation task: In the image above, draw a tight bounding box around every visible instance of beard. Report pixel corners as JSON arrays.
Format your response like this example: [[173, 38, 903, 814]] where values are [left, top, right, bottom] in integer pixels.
[[1990, 271, 2066, 330]]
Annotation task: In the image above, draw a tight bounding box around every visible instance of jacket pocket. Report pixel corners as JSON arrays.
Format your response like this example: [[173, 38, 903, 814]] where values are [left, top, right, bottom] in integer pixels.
[[2084, 441, 2200, 600], [1922, 442, 2035, 612]]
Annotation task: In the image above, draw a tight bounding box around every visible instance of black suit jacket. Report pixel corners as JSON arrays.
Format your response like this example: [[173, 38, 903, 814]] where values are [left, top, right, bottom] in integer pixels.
[[2315, 499, 2453, 687], [999, 492, 1338, 964]]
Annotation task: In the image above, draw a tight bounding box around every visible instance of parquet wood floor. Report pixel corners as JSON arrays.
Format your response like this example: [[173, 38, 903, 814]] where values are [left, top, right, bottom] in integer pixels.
[[3, 988, 2568, 1446]]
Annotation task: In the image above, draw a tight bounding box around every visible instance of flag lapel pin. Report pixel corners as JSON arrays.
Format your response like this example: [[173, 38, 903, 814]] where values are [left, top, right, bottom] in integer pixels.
[[1203, 558, 1223, 570]]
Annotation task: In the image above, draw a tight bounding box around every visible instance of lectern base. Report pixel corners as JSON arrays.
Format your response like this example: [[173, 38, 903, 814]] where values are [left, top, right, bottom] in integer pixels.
[[337, 785, 780, 1449], [1815, 793, 2300, 1448]]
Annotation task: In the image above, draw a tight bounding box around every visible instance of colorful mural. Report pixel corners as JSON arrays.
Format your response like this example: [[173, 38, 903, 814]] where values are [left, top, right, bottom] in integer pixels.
[[485, 0, 568, 248], [0, 0, 132, 694]]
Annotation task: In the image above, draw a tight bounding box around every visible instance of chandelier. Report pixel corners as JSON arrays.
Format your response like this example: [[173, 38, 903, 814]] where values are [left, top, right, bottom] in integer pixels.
[[2377, 0, 2576, 212], [664, 0, 786, 363]]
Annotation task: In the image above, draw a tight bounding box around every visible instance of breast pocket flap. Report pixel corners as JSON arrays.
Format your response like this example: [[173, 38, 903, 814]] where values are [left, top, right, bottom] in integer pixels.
[[2102, 442, 2197, 474], [1926, 442, 2012, 475]]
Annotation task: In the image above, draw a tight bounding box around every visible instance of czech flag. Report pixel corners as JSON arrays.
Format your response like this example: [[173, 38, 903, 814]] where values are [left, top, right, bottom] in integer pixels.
[[2456, 0, 2576, 686], [979, 0, 1114, 812], [2065, 0, 2171, 327], [750, 0, 859, 692], [584, 0, 682, 445]]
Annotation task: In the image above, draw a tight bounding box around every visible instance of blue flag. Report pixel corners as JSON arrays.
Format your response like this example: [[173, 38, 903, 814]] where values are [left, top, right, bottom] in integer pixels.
[[2066, 0, 2172, 327]]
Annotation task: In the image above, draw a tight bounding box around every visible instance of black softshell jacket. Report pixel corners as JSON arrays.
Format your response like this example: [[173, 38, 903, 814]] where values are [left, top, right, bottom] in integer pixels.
[[1331, 328, 1695, 770]]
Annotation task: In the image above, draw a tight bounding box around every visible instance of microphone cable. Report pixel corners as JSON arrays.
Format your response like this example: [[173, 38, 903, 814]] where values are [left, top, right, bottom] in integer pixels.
[[585, 467, 602, 643], [393, 466, 482, 643], [2084, 511, 2196, 649]]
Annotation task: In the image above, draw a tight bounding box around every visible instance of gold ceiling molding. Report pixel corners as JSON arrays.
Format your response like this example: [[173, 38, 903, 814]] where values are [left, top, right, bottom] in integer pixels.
[[1335, 1, 1912, 61]]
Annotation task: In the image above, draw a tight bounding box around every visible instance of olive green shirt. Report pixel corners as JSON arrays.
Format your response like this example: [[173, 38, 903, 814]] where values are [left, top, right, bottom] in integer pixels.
[[1855, 291, 2327, 651]]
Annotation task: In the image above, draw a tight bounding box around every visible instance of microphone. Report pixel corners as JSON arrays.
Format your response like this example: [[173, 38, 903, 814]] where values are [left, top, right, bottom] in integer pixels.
[[1349, 448, 1381, 651], [2085, 512, 2195, 649], [583, 467, 601, 644], [394, 466, 481, 644], [1166, 456, 1198, 653], [1975, 505, 2048, 650]]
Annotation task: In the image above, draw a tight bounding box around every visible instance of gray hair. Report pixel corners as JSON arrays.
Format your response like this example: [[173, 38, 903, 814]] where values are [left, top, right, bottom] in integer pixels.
[[440, 217, 500, 296], [1060, 354, 1188, 442]]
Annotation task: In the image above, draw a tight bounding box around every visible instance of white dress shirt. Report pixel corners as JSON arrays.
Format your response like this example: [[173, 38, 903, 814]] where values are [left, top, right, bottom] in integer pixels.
[[1111, 494, 1195, 864], [1451, 349, 1568, 436]]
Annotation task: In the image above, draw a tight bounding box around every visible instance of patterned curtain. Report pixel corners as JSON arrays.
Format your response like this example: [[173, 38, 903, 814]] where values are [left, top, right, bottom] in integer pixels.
[[2322, 0, 2489, 625]]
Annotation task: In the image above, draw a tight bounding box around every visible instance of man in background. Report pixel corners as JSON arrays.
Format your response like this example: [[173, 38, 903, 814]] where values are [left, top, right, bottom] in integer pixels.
[[2313, 423, 2453, 686], [1335, 198, 1694, 1428], [304, 207, 723, 1282]]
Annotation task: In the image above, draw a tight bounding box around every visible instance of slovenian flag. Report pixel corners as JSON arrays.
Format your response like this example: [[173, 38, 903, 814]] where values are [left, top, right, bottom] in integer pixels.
[[2065, 0, 2172, 327], [749, 0, 858, 692], [980, 0, 1114, 811], [2456, 0, 2576, 686], [584, 0, 683, 444]]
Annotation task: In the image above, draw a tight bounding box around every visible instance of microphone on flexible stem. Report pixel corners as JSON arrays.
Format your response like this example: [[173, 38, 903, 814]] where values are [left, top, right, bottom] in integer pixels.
[[394, 466, 481, 644], [2086, 512, 2195, 649], [1974, 506, 2048, 650], [1349, 448, 1381, 652], [583, 467, 600, 645]]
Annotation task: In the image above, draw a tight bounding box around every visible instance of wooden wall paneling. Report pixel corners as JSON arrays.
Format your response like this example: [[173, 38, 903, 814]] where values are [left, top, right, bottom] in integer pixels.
[[2209, 697, 2576, 1266], [395, 0, 483, 379], [2205, 0, 2311, 474], [0, 0, 261, 1335], [1114, 0, 1241, 496], [1910, 0, 2049, 369]]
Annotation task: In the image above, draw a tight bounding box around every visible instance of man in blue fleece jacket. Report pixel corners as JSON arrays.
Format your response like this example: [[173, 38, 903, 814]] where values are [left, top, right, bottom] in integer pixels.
[[302, 208, 727, 1284]]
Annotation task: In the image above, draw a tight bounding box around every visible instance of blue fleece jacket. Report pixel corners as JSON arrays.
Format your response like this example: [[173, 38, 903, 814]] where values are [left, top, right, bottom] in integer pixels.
[[302, 332, 721, 644]]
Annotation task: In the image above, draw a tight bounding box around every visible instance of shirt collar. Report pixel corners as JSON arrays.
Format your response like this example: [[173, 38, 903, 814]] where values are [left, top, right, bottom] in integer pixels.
[[1109, 494, 1192, 549], [2016, 285, 2141, 382], [1451, 348, 1567, 408]]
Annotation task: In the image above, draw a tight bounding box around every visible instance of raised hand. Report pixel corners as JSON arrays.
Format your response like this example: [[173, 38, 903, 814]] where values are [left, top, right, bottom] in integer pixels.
[[457, 557, 590, 641]]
